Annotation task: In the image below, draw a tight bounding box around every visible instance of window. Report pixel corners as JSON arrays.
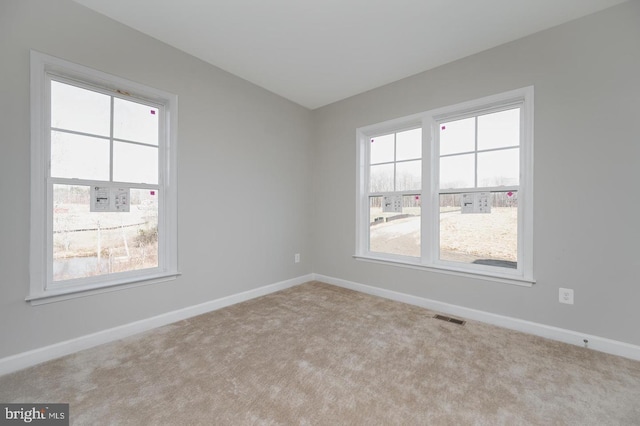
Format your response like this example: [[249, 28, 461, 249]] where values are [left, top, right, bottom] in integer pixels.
[[356, 87, 534, 285], [29, 51, 178, 303], [369, 128, 422, 257]]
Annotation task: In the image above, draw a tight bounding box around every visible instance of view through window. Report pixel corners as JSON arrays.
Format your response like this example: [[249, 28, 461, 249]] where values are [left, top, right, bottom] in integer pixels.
[[357, 87, 533, 283], [368, 128, 422, 258], [30, 51, 178, 302], [50, 80, 161, 282], [438, 108, 520, 268]]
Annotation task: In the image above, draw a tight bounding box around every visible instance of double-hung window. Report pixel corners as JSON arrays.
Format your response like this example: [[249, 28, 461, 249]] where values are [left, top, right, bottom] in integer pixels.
[[29, 51, 178, 303], [368, 127, 422, 257], [356, 87, 534, 285]]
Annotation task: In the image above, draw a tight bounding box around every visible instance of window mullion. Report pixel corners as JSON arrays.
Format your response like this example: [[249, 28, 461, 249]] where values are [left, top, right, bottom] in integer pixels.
[[474, 116, 478, 188], [109, 96, 115, 182], [393, 132, 397, 192], [438, 185, 519, 194], [45, 74, 54, 288], [423, 118, 435, 265], [45, 180, 54, 288], [359, 132, 371, 256]]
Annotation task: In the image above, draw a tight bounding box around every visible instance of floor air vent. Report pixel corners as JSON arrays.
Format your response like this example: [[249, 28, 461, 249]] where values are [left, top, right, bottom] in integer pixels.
[[434, 314, 466, 326]]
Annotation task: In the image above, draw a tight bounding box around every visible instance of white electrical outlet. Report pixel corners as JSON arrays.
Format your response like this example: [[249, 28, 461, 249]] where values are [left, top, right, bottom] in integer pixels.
[[294, 253, 300, 263], [559, 288, 574, 305]]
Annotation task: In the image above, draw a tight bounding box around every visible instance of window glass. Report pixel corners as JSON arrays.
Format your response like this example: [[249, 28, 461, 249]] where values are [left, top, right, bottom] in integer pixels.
[[113, 142, 159, 184], [396, 128, 421, 161], [51, 81, 111, 136], [396, 160, 421, 191], [439, 191, 518, 269], [370, 134, 395, 164], [369, 195, 421, 257], [370, 163, 394, 192], [477, 148, 519, 187], [114, 97, 159, 145], [439, 117, 475, 155], [50, 131, 110, 180], [51, 80, 159, 281], [440, 154, 475, 189], [477, 108, 520, 151], [53, 185, 159, 281]]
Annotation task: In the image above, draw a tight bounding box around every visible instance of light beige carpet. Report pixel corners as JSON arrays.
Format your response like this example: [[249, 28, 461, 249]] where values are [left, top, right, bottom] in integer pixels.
[[1, 281, 639, 425]]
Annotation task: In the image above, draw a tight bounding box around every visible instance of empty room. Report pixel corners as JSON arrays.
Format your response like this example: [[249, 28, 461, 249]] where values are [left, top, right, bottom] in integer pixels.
[[1, 0, 639, 424]]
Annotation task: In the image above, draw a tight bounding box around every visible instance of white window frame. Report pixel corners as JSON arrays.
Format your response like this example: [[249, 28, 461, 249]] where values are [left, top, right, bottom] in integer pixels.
[[29, 51, 179, 304], [355, 87, 534, 286]]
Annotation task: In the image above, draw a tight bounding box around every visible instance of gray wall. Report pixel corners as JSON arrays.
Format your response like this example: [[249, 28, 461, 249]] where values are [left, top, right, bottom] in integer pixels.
[[0, 0, 313, 358], [311, 1, 640, 346]]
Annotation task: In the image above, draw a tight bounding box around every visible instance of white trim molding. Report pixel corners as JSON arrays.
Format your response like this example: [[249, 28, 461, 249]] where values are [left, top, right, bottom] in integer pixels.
[[0, 274, 313, 376], [313, 274, 640, 362]]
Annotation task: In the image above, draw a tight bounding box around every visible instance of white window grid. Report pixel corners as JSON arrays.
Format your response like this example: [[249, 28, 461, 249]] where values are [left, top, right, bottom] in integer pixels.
[[356, 87, 534, 285], [29, 51, 179, 304]]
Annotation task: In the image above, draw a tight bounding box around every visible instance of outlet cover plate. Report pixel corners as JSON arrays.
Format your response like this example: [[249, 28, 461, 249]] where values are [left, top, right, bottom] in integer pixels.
[[559, 288, 574, 304]]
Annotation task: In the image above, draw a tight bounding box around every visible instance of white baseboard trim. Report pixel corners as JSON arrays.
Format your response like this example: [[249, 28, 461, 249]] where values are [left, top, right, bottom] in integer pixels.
[[0, 274, 313, 376], [313, 274, 640, 362], [4, 272, 637, 376]]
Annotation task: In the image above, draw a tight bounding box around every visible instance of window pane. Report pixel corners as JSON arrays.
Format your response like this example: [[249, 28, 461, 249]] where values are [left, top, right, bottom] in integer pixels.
[[53, 185, 159, 281], [477, 108, 520, 150], [370, 195, 421, 257], [370, 134, 394, 164], [51, 81, 111, 137], [114, 98, 159, 145], [439, 117, 475, 155], [113, 142, 158, 184], [51, 131, 110, 180], [370, 163, 394, 192], [440, 154, 475, 189], [477, 148, 519, 187], [439, 192, 517, 268], [396, 160, 421, 191], [396, 128, 421, 161]]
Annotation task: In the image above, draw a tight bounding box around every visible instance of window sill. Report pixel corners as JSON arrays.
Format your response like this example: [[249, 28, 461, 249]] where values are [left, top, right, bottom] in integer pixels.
[[26, 271, 181, 306], [353, 255, 534, 287]]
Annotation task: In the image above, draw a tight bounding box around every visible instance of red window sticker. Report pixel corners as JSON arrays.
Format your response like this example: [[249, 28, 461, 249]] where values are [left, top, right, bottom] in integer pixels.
[[150, 191, 156, 195], [371, 139, 375, 143], [151, 110, 156, 115], [441, 125, 446, 130], [507, 191, 513, 197]]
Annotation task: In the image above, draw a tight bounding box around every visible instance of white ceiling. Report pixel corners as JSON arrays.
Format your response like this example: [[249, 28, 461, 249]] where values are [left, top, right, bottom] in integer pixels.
[[73, 0, 627, 109]]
